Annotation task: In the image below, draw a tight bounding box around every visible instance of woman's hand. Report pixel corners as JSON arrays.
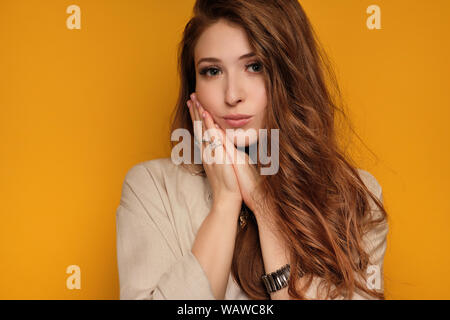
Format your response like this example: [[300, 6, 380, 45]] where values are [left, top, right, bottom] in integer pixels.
[[190, 97, 267, 216], [187, 93, 242, 210], [216, 126, 267, 216]]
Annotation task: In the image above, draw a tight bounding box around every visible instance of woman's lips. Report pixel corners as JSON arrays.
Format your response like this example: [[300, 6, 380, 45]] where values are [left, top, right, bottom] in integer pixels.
[[223, 117, 253, 128]]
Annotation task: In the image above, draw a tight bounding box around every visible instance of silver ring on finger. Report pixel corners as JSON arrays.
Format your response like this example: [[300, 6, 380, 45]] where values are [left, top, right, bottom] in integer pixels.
[[209, 139, 223, 150]]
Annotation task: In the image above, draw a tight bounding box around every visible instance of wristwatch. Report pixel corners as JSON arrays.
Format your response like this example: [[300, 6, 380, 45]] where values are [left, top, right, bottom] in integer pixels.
[[261, 264, 291, 294]]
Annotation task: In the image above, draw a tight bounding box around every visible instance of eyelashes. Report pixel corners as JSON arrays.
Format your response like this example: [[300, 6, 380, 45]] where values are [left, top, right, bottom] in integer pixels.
[[198, 62, 263, 77]]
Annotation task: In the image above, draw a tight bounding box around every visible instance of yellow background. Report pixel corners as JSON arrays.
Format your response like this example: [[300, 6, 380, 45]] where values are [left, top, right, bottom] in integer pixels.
[[1, 0, 449, 299]]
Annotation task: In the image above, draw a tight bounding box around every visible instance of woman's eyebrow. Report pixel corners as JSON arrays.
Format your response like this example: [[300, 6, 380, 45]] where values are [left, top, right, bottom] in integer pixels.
[[196, 52, 256, 66]]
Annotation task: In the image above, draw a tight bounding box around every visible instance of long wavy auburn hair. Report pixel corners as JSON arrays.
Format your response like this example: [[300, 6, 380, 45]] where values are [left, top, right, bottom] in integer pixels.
[[169, 0, 389, 300]]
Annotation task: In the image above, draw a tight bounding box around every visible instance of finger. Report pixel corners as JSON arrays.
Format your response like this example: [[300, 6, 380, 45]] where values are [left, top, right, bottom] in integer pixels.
[[191, 94, 211, 161], [215, 125, 239, 165], [189, 98, 204, 156], [192, 96, 213, 165], [201, 109, 227, 165], [198, 108, 219, 164], [192, 94, 209, 144], [187, 100, 195, 124], [235, 146, 250, 167], [201, 108, 220, 143], [192, 95, 203, 142], [196, 101, 209, 144], [187, 99, 197, 139], [207, 123, 236, 166]]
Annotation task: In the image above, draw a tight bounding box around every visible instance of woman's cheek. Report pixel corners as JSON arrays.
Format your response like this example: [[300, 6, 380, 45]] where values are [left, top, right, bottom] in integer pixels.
[[197, 94, 220, 118]]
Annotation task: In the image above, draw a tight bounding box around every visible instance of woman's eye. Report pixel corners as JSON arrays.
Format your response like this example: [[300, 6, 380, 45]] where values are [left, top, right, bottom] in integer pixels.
[[199, 67, 221, 77], [247, 62, 263, 73]]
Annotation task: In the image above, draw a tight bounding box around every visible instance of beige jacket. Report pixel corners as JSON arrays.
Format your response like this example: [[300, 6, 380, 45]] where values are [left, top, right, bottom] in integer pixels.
[[116, 157, 388, 300]]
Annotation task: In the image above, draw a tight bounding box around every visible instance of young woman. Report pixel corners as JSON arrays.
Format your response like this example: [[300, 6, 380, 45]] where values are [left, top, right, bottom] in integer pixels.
[[116, 0, 389, 300]]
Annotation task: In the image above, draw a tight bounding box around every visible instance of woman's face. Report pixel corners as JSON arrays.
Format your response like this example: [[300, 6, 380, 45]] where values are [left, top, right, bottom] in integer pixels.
[[194, 19, 267, 147]]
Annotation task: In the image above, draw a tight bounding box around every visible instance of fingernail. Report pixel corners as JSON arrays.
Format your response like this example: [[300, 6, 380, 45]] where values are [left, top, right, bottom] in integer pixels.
[[186, 101, 191, 108], [202, 112, 206, 118]]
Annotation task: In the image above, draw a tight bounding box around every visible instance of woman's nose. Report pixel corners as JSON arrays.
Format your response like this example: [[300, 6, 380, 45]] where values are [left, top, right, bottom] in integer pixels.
[[224, 74, 245, 106]]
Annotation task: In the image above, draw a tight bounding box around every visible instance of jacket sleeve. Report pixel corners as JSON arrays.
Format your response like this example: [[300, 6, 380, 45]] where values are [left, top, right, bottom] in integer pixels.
[[115, 163, 216, 300], [344, 180, 389, 300], [340, 171, 389, 299], [304, 170, 389, 300]]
